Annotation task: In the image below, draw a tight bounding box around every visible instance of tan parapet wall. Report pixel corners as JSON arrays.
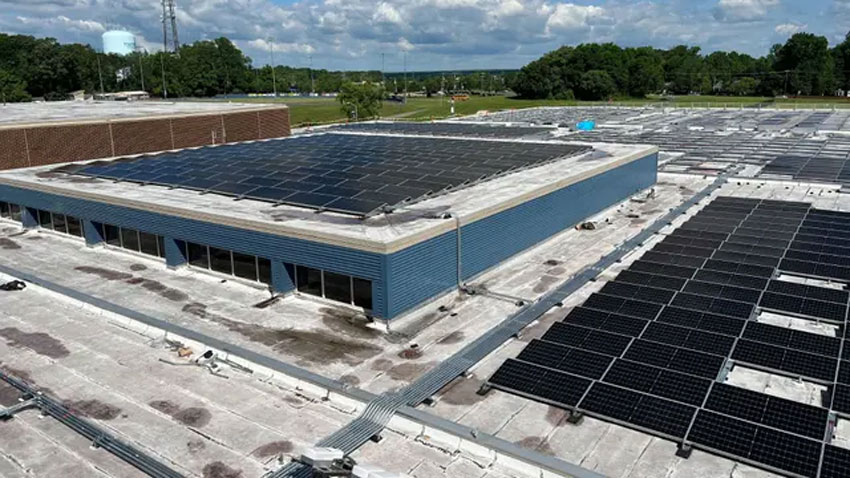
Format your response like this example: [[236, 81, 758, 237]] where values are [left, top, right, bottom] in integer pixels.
[[0, 105, 291, 170]]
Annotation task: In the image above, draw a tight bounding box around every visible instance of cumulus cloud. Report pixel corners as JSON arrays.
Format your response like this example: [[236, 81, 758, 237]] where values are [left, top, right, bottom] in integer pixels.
[[545, 4, 608, 33], [713, 0, 780, 22], [774, 22, 806, 36], [0, 0, 839, 70]]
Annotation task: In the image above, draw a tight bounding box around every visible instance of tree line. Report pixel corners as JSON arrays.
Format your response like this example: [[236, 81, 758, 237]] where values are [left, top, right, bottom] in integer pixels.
[[0, 33, 515, 102], [2, 30, 849, 102], [511, 32, 850, 100]]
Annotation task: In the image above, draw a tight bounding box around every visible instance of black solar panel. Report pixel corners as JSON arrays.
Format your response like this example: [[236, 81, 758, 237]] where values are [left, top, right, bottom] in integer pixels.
[[487, 196, 850, 476], [75, 133, 590, 217], [332, 122, 556, 139]]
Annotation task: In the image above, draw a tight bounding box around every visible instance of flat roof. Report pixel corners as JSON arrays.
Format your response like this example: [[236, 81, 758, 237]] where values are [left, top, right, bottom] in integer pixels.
[[0, 133, 655, 253], [0, 100, 285, 127]]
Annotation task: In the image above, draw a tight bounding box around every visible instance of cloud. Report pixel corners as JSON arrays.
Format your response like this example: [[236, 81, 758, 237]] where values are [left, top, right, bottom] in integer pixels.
[[0, 0, 838, 70], [545, 4, 608, 33], [774, 22, 806, 36], [714, 0, 780, 22]]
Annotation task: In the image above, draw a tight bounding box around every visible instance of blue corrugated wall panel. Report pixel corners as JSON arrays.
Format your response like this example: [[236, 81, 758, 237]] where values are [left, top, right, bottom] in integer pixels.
[[461, 153, 657, 278], [0, 185, 387, 314], [381, 230, 457, 319], [383, 153, 657, 318]]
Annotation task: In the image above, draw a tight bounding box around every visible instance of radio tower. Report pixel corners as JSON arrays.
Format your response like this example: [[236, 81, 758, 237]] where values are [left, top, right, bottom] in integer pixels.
[[161, 0, 180, 52]]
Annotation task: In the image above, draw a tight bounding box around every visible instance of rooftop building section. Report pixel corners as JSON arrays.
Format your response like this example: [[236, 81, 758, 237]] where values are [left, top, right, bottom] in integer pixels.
[[0, 102, 291, 171], [460, 107, 850, 184], [0, 134, 651, 250], [0, 100, 279, 126]]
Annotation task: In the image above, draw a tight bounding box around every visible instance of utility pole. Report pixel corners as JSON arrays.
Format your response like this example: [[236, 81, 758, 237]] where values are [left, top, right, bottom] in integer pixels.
[[403, 51, 408, 98], [269, 39, 277, 97], [381, 53, 385, 86], [160, 52, 168, 99], [96, 51, 105, 96], [168, 0, 180, 52], [137, 48, 145, 91], [309, 55, 314, 95]]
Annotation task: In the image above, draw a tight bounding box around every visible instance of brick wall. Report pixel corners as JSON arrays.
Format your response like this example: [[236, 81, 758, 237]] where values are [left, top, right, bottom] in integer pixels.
[[0, 106, 290, 171]]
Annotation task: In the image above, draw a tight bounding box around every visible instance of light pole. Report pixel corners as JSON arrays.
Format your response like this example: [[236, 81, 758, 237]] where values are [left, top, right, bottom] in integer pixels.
[[160, 51, 168, 99], [136, 48, 146, 91], [309, 55, 314, 95], [269, 39, 277, 97]]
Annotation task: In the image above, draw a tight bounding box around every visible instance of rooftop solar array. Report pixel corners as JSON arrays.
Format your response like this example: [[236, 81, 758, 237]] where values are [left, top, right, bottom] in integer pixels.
[[69, 133, 590, 217], [330, 122, 556, 139], [462, 108, 850, 182], [487, 196, 850, 478]]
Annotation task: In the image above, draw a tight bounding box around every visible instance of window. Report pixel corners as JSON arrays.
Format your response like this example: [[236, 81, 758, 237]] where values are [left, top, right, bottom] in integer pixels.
[[66, 216, 83, 237], [139, 232, 159, 256], [99, 223, 164, 259], [1, 203, 23, 223], [188, 242, 209, 268], [295, 265, 373, 310], [209, 247, 233, 275], [9, 205, 21, 222], [104, 224, 121, 246], [353, 278, 373, 309], [51, 213, 67, 234], [233, 252, 258, 281], [38, 210, 52, 229], [323, 271, 351, 303], [257, 258, 272, 285], [121, 228, 140, 252], [296, 266, 323, 296]]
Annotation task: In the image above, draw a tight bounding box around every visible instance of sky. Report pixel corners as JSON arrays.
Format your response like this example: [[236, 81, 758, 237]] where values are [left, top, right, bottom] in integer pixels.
[[0, 0, 847, 72]]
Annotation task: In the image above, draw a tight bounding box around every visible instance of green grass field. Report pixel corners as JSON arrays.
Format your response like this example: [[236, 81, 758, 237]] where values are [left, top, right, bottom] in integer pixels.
[[219, 94, 850, 127]]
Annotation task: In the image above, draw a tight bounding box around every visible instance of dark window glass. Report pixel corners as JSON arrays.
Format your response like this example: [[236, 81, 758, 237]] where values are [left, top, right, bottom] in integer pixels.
[[38, 210, 52, 229], [258, 258, 272, 285], [296, 265, 322, 296], [233, 252, 258, 281], [0, 202, 8, 218], [157, 236, 166, 258], [139, 232, 159, 256], [209, 247, 233, 275], [324, 271, 352, 304], [353, 278, 373, 310], [121, 228, 140, 251], [188, 242, 209, 269], [104, 224, 120, 246], [9, 204, 21, 222], [52, 213, 67, 234], [66, 216, 83, 237]]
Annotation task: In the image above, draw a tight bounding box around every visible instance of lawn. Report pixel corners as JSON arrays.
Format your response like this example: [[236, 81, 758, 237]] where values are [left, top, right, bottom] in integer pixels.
[[215, 94, 849, 127]]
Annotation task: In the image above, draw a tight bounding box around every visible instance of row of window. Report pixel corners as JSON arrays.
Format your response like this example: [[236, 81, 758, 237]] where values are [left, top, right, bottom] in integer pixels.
[[36, 209, 85, 238], [296, 265, 373, 310], [100, 223, 166, 258], [4, 203, 374, 310], [185, 241, 272, 285], [0, 202, 23, 222]]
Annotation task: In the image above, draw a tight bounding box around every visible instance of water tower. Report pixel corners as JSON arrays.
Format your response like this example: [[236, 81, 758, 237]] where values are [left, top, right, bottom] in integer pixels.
[[102, 30, 136, 55]]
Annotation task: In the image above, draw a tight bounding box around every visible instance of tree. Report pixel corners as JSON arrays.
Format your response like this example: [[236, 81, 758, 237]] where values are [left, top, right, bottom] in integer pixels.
[[729, 77, 759, 96], [0, 69, 30, 103], [338, 82, 384, 120], [775, 33, 835, 95], [627, 50, 664, 97], [578, 70, 616, 100]]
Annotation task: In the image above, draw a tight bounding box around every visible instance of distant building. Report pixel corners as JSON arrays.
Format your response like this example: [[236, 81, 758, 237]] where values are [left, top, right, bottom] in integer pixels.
[[102, 30, 136, 55]]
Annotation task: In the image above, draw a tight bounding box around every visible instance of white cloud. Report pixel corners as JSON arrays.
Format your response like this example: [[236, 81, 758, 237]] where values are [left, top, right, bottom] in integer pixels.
[[545, 3, 607, 33], [373, 2, 404, 25], [397, 37, 414, 51], [774, 22, 806, 36], [714, 0, 780, 22], [245, 38, 315, 55]]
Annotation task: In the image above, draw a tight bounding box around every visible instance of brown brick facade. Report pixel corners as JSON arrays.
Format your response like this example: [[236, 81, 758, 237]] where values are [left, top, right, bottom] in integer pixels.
[[0, 106, 290, 171]]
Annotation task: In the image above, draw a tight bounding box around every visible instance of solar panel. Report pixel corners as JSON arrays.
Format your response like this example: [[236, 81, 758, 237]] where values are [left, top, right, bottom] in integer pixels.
[[748, 427, 821, 478], [689, 410, 757, 458], [75, 133, 591, 217], [630, 394, 696, 438], [822, 445, 850, 478]]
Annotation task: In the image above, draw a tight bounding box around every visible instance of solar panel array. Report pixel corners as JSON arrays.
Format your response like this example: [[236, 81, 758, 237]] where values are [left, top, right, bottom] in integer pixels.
[[330, 122, 556, 139], [462, 108, 850, 181], [488, 196, 850, 478], [71, 133, 590, 217]]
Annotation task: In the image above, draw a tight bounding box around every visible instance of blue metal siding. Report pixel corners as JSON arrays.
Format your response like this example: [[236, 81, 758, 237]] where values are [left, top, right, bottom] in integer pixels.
[[461, 153, 657, 278], [383, 153, 657, 318], [0, 185, 386, 314]]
